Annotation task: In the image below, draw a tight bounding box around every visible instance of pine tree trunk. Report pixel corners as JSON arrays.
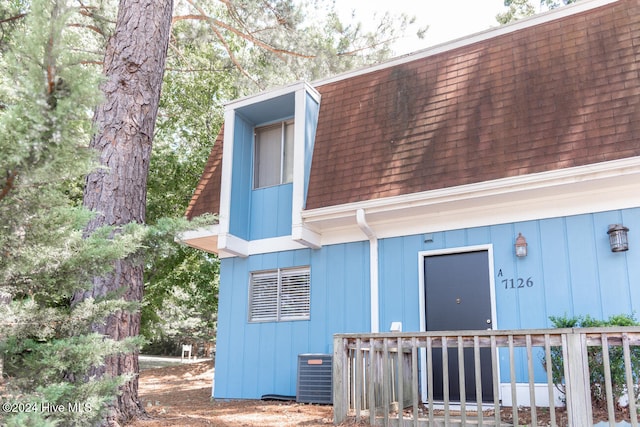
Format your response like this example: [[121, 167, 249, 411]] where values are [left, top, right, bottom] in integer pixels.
[[74, 1, 173, 425]]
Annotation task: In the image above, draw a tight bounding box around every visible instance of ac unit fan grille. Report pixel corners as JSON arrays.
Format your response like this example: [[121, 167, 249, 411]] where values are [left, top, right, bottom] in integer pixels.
[[296, 354, 332, 404]]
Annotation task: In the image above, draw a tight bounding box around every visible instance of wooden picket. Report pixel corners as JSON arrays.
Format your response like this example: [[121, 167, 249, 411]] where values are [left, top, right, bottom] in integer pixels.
[[333, 327, 640, 426]]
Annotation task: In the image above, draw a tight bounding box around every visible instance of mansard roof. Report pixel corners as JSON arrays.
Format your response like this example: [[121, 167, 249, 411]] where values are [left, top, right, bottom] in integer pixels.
[[186, 129, 223, 219], [186, 0, 640, 219]]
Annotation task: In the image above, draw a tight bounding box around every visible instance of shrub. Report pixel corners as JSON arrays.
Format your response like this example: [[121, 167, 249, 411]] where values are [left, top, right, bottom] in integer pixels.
[[544, 313, 640, 409]]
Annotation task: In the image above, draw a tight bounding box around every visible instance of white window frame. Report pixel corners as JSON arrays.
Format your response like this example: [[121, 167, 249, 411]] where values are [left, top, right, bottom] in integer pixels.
[[253, 120, 294, 189], [248, 266, 310, 322]]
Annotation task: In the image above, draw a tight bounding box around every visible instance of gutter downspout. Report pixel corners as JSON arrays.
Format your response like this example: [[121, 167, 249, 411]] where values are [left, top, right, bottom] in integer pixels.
[[356, 208, 379, 333]]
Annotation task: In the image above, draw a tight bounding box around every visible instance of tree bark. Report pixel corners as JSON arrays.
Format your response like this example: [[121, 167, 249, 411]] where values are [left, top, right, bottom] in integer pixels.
[[74, 1, 173, 425]]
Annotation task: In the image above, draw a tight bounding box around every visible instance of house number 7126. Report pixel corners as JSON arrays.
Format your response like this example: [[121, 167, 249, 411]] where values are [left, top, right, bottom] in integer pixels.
[[502, 277, 533, 289]]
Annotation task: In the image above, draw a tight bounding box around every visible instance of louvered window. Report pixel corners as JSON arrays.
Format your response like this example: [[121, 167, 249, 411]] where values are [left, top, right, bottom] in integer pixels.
[[249, 267, 310, 322]]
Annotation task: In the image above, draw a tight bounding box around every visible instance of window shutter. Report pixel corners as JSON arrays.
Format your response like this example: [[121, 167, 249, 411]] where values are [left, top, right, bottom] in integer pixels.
[[248, 267, 310, 322], [249, 271, 279, 321], [280, 268, 311, 320]]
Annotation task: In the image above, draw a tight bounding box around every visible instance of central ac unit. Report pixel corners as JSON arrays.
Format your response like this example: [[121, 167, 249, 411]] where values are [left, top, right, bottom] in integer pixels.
[[296, 354, 332, 404]]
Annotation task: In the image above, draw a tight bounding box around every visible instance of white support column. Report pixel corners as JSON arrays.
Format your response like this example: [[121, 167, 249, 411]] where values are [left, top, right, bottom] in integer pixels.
[[218, 109, 235, 240], [291, 86, 322, 249], [356, 209, 379, 333]]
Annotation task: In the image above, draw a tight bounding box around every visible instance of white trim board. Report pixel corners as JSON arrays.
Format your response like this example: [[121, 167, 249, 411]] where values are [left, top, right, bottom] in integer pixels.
[[182, 156, 640, 257], [423, 384, 565, 409], [303, 156, 640, 247], [500, 383, 565, 408], [225, 81, 320, 112]]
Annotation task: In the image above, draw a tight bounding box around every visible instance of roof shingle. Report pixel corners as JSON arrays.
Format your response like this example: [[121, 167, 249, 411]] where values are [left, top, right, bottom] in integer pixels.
[[187, 0, 640, 217], [305, 0, 640, 209]]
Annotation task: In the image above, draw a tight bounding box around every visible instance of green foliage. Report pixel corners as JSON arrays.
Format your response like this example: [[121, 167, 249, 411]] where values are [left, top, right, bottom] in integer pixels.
[[169, 0, 419, 92], [0, 1, 28, 53], [141, 216, 218, 353], [142, 246, 219, 353], [541, 0, 579, 8], [144, 15, 230, 351], [0, 1, 144, 425], [0, 1, 419, 423], [144, 25, 225, 350], [497, 0, 580, 24], [496, 0, 536, 24], [545, 313, 640, 408], [142, 0, 410, 352]]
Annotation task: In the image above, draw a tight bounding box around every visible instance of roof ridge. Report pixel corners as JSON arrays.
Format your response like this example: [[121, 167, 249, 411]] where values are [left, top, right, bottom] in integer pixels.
[[311, 0, 618, 87]]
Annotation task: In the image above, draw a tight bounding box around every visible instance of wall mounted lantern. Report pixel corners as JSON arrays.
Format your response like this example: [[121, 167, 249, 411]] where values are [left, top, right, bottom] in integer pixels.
[[515, 233, 528, 257], [607, 224, 629, 252]]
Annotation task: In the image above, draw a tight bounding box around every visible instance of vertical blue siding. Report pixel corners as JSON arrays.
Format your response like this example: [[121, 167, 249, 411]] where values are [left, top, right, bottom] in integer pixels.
[[512, 220, 547, 329], [566, 215, 602, 318], [213, 242, 369, 399], [378, 234, 424, 332], [231, 113, 294, 241], [229, 90, 320, 241], [623, 209, 640, 312], [593, 210, 633, 318], [214, 257, 249, 397], [303, 93, 319, 207], [466, 227, 491, 246], [443, 228, 466, 248], [539, 218, 573, 319], [490, 223, 520, 329], [376, 208, 639, 384], [229, 116, 253, 239], [215, 207, 639, 398], [249, 184, 293, 240]]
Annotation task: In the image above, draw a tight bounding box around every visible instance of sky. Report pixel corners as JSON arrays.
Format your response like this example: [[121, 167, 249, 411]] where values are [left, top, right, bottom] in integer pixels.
[[334, 0, 508, 55]]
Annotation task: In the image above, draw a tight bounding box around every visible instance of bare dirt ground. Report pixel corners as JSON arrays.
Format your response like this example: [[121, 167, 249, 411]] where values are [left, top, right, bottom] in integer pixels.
[[127, 360, 336, 427], [127, 360, 634, 426]]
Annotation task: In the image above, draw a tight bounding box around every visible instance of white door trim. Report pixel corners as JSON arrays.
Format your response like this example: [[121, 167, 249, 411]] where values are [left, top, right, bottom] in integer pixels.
[[417, 244, 498, 403]]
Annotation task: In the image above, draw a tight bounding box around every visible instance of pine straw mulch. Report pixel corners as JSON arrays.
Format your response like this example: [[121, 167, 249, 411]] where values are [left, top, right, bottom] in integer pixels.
[[127, 360, 637, 426], [127, 360, 334, 427]]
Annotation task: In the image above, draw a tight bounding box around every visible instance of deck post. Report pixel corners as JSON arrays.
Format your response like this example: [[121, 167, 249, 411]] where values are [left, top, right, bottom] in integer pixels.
[[333, 335, 348, 425], [565, 331, 593, 427]]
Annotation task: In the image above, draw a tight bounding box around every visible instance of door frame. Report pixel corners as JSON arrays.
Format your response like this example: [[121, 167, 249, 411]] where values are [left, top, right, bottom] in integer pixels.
[[417, 244, 498, 403]]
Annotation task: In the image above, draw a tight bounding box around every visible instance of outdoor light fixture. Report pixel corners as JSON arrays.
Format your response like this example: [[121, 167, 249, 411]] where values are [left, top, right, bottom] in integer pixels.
[[515, 233, 528, 257], [607, 224, 629, 252]]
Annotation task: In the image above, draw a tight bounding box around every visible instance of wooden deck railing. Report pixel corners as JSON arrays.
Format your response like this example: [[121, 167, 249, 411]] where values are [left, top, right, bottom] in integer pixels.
[[333, 327, 640, 426]]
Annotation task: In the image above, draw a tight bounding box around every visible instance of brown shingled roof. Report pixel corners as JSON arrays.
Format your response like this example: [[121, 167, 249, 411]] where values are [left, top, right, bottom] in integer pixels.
[[187, 0, 640, 216], [185, 126, 223, 220], [305, 0, 640, 209]]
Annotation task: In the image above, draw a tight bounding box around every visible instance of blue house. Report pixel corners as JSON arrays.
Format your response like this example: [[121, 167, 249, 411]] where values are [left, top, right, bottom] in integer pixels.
[[182, 0, 640, 404]]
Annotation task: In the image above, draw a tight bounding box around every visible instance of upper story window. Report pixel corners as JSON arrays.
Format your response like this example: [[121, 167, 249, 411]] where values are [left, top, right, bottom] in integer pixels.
[[254, 120, 294, 189]]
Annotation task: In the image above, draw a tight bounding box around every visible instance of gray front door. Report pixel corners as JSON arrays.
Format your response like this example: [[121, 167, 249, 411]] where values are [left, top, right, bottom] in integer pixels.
[[424, 250, 493, 402]]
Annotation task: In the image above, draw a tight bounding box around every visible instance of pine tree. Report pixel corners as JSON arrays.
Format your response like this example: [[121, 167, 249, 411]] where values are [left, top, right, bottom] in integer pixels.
[[0, 1, 144, 425], [74, 1, 174, 423]]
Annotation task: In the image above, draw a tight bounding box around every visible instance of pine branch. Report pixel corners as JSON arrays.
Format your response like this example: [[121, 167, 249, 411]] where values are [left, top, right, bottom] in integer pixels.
[[173, 8, 260, 87], [172, 11, 314, 59], [338, 36, 398, 57], [164, 66, 234, 72], [0, 13, 26, 25], [67, 22, 105, 36], [0, 170, 18, 202]]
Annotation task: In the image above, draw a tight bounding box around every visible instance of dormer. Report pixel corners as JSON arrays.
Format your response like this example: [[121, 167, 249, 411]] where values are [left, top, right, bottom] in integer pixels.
[[207, 82, 321, 257]]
